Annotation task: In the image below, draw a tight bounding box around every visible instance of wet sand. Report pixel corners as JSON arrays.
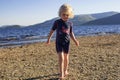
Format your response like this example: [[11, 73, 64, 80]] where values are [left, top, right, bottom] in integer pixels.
[[0, 34, 120, 80]]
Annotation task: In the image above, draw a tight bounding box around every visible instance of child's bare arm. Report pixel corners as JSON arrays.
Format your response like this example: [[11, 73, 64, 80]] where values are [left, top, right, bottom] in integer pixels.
[[70, 32, 79, 46], [46, 30, 54, 44]]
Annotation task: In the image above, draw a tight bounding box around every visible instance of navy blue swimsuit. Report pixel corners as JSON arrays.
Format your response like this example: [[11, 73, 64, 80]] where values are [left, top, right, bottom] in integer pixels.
[[52, 19, 73, 53]]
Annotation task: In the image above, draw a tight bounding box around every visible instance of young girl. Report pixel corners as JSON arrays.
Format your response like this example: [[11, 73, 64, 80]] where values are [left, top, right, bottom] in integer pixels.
[[46, 4, 79, 79]]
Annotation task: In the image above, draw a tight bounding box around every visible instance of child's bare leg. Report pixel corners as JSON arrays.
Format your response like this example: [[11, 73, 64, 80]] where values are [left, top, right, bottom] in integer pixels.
[[58, 52, 64, 79], [64, 53, 69, 76]]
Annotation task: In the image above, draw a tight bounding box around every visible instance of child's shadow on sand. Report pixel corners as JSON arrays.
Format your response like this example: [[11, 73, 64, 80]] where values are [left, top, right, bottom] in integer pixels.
[[24, 73, 59, 80]]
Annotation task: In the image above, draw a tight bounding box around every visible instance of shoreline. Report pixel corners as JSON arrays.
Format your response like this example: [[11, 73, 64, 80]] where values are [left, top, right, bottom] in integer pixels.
[[0, 33, 119, 48], [0, 34, 120, 80]]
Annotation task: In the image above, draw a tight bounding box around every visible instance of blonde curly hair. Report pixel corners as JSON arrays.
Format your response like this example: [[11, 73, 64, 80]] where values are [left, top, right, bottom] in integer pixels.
[[58, 4, 74, 18]]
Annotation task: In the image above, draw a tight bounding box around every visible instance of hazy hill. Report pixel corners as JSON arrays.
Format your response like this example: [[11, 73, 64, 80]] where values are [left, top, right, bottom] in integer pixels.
[[30, 11, 118, 27], [0, 11, 119, 28], [29, 11, 118, 27], [83, 13, 120, 25], [70, 15, 95, 26], [91, 11, 118, 19]]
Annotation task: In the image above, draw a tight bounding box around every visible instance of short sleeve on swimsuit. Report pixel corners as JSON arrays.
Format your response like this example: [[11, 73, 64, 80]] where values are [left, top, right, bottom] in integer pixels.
[[51, 20, 58, 31], [70, 22, 73, 33]]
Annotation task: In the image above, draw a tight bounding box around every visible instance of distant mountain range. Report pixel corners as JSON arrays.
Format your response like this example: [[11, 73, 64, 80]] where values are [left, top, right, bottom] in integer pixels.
[[0, 11, 120, 28], [70, 11, 119, 26], [83, 13, 120, 25], [29, 11, 119, 27]]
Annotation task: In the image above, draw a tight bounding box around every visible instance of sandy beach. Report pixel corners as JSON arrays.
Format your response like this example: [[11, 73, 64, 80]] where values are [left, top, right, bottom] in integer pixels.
[[0, 34, 120, 80]]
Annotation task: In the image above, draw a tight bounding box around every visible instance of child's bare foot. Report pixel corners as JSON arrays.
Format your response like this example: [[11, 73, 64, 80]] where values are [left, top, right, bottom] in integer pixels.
[[64, 71, 69, 77], [59, 73, 65, 80]]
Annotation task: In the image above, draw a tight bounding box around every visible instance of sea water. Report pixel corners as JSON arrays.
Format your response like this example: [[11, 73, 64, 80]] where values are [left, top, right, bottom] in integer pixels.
[[0, 25, 120, 48]]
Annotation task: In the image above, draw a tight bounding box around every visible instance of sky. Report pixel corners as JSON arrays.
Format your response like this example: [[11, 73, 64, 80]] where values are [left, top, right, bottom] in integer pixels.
[[0, 0, 120, 26]]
